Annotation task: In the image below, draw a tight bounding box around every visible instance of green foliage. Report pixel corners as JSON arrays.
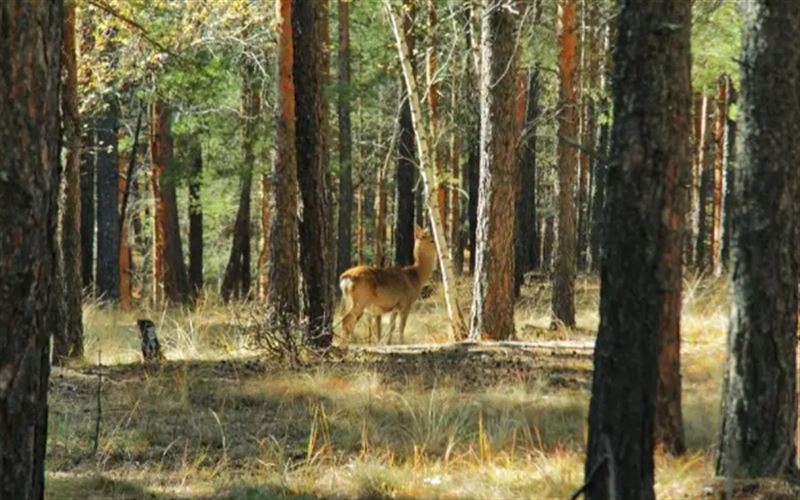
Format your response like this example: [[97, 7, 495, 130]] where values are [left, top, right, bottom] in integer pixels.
[[692, 1, 742, 92]]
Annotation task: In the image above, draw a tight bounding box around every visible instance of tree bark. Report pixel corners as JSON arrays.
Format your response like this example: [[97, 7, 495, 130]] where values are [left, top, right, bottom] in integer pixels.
[[552, 0, 578, 328], [55, 0, 84, 362], [589, 20, 612, 273], [117, 152, 132, 310], [80, 118, 96, 292], [375, 163, 387, 266], [584, 0, 691, 497], [336, 0, 353, 277], [515, 68, 540, 297], [257, 175, 271, 299], [720, 82, 737, 268], [268, 0, 302, 330], [95, 108, 120, 302], [577, 0, 599, 272], [716, 1, 800, 479], [221, 71, 259, 302], [0, 1, 62, 496], [385, 0, 467, 340], [356, 181, 365, 262], [294, 0, 336, 346], [542, 214, 555, 272], [468, 0, 519, 341], [394, 0, 416, 266], [686, 93, 702, 268], [188, 140, 203, 297], [450, 131, 463, 275], [427, 0, 446, 235], [150, 101, 191, 305], [711, 75, 728, 277], [467, 130, 479, 274], [695, 100, 714, 273]]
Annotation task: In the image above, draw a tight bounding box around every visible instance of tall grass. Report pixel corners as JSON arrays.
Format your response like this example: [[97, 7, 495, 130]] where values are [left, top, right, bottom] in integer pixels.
[[47, 276, 730, 499]]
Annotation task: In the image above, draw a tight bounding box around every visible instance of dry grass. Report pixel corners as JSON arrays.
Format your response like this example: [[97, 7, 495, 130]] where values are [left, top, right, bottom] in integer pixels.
[[46, 275, 729, 499]]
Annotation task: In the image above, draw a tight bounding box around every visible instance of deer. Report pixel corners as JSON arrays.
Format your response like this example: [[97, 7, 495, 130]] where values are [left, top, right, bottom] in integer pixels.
[[339, 225, 437, 344]]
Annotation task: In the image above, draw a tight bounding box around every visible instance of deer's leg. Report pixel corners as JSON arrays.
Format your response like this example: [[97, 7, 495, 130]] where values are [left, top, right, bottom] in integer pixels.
[[371, 315, 382, 344], [385, 311, 398, 345], [397, 306, 411, 345], [342, 301, 365, 341]]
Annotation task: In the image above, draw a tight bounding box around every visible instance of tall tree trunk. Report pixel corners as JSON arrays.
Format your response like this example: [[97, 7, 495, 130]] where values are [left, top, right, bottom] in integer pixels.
[[692, 95, 709, 270], [711, 75, 728, 277], [515, 68, 540, 296], [542, 214, 555, 272], [450, 131, 463, 275], [257, 175, 271, 299], [268, 0, 301, 330], [716, 1, 800, 479], [294, 0, 335, 346], [356, 181, 365, 262], [394, 0, 416, 266], [585, 0, 691, 496], [577, 0, 598, 272], [56, 0, 84, 362], [189, 141, 203, 297], [468, 0, 519, 341], [117, 108, 143, 310], [80, 118, 96, 292], [552, 0, 578, 328], [375, 162, 387, 266], [117, 152, 132, 310], [721, 82, 737, 267], [427, 0, 446, 234], [150, 101, 190, 305], [386, 0, 467, 340], [221, 71, 260, 302], [336, 0, 353, 277], [467, 130, 479, 274], [695, 100, 714, 273], [0, 2, 62, 496], [95, 108, 120, 302], [589, 20, 612, 273]]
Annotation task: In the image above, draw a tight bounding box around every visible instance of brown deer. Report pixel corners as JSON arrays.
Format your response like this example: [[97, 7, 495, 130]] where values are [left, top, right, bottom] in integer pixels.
[[340, 225, 437, 344]]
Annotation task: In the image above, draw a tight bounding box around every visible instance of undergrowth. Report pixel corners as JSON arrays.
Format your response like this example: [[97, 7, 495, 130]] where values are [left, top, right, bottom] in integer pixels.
[[47, 275, 729, 499]]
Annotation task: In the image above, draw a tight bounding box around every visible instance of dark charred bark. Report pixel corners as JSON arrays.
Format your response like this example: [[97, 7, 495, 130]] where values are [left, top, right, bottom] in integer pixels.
[[294, 0, 335, 346], [0, 1, 62, 497], [95, 108, 120, 302], [469, 0, 518, 341], [467, 131, 479, 275], [585, 0, 691, 497], [514, 68, 540, 297], [80, 117, 96, 291], [716, 2, 800, 479], [394, 1, 416, 266], [336, 0, 353, 277], [188, 141, 203, 296]]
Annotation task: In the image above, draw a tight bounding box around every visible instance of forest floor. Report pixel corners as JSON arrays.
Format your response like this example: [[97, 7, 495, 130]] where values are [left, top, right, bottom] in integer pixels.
[[46, 275, 735, 499]]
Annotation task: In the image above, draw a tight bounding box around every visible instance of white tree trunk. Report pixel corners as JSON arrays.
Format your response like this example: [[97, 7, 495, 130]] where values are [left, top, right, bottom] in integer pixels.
[[384, 1, 466, 340]]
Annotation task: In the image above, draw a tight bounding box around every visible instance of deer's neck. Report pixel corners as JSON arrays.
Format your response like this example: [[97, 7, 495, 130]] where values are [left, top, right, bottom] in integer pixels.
[[412, 247, 436, 285]]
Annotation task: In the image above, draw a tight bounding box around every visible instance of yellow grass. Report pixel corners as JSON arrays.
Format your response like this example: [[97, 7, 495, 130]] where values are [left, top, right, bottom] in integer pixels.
[[46, 275, 728, 499]]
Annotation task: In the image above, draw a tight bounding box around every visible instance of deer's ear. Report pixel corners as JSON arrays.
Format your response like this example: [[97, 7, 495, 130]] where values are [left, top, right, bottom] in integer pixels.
[[414, 225, 423, 238]]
